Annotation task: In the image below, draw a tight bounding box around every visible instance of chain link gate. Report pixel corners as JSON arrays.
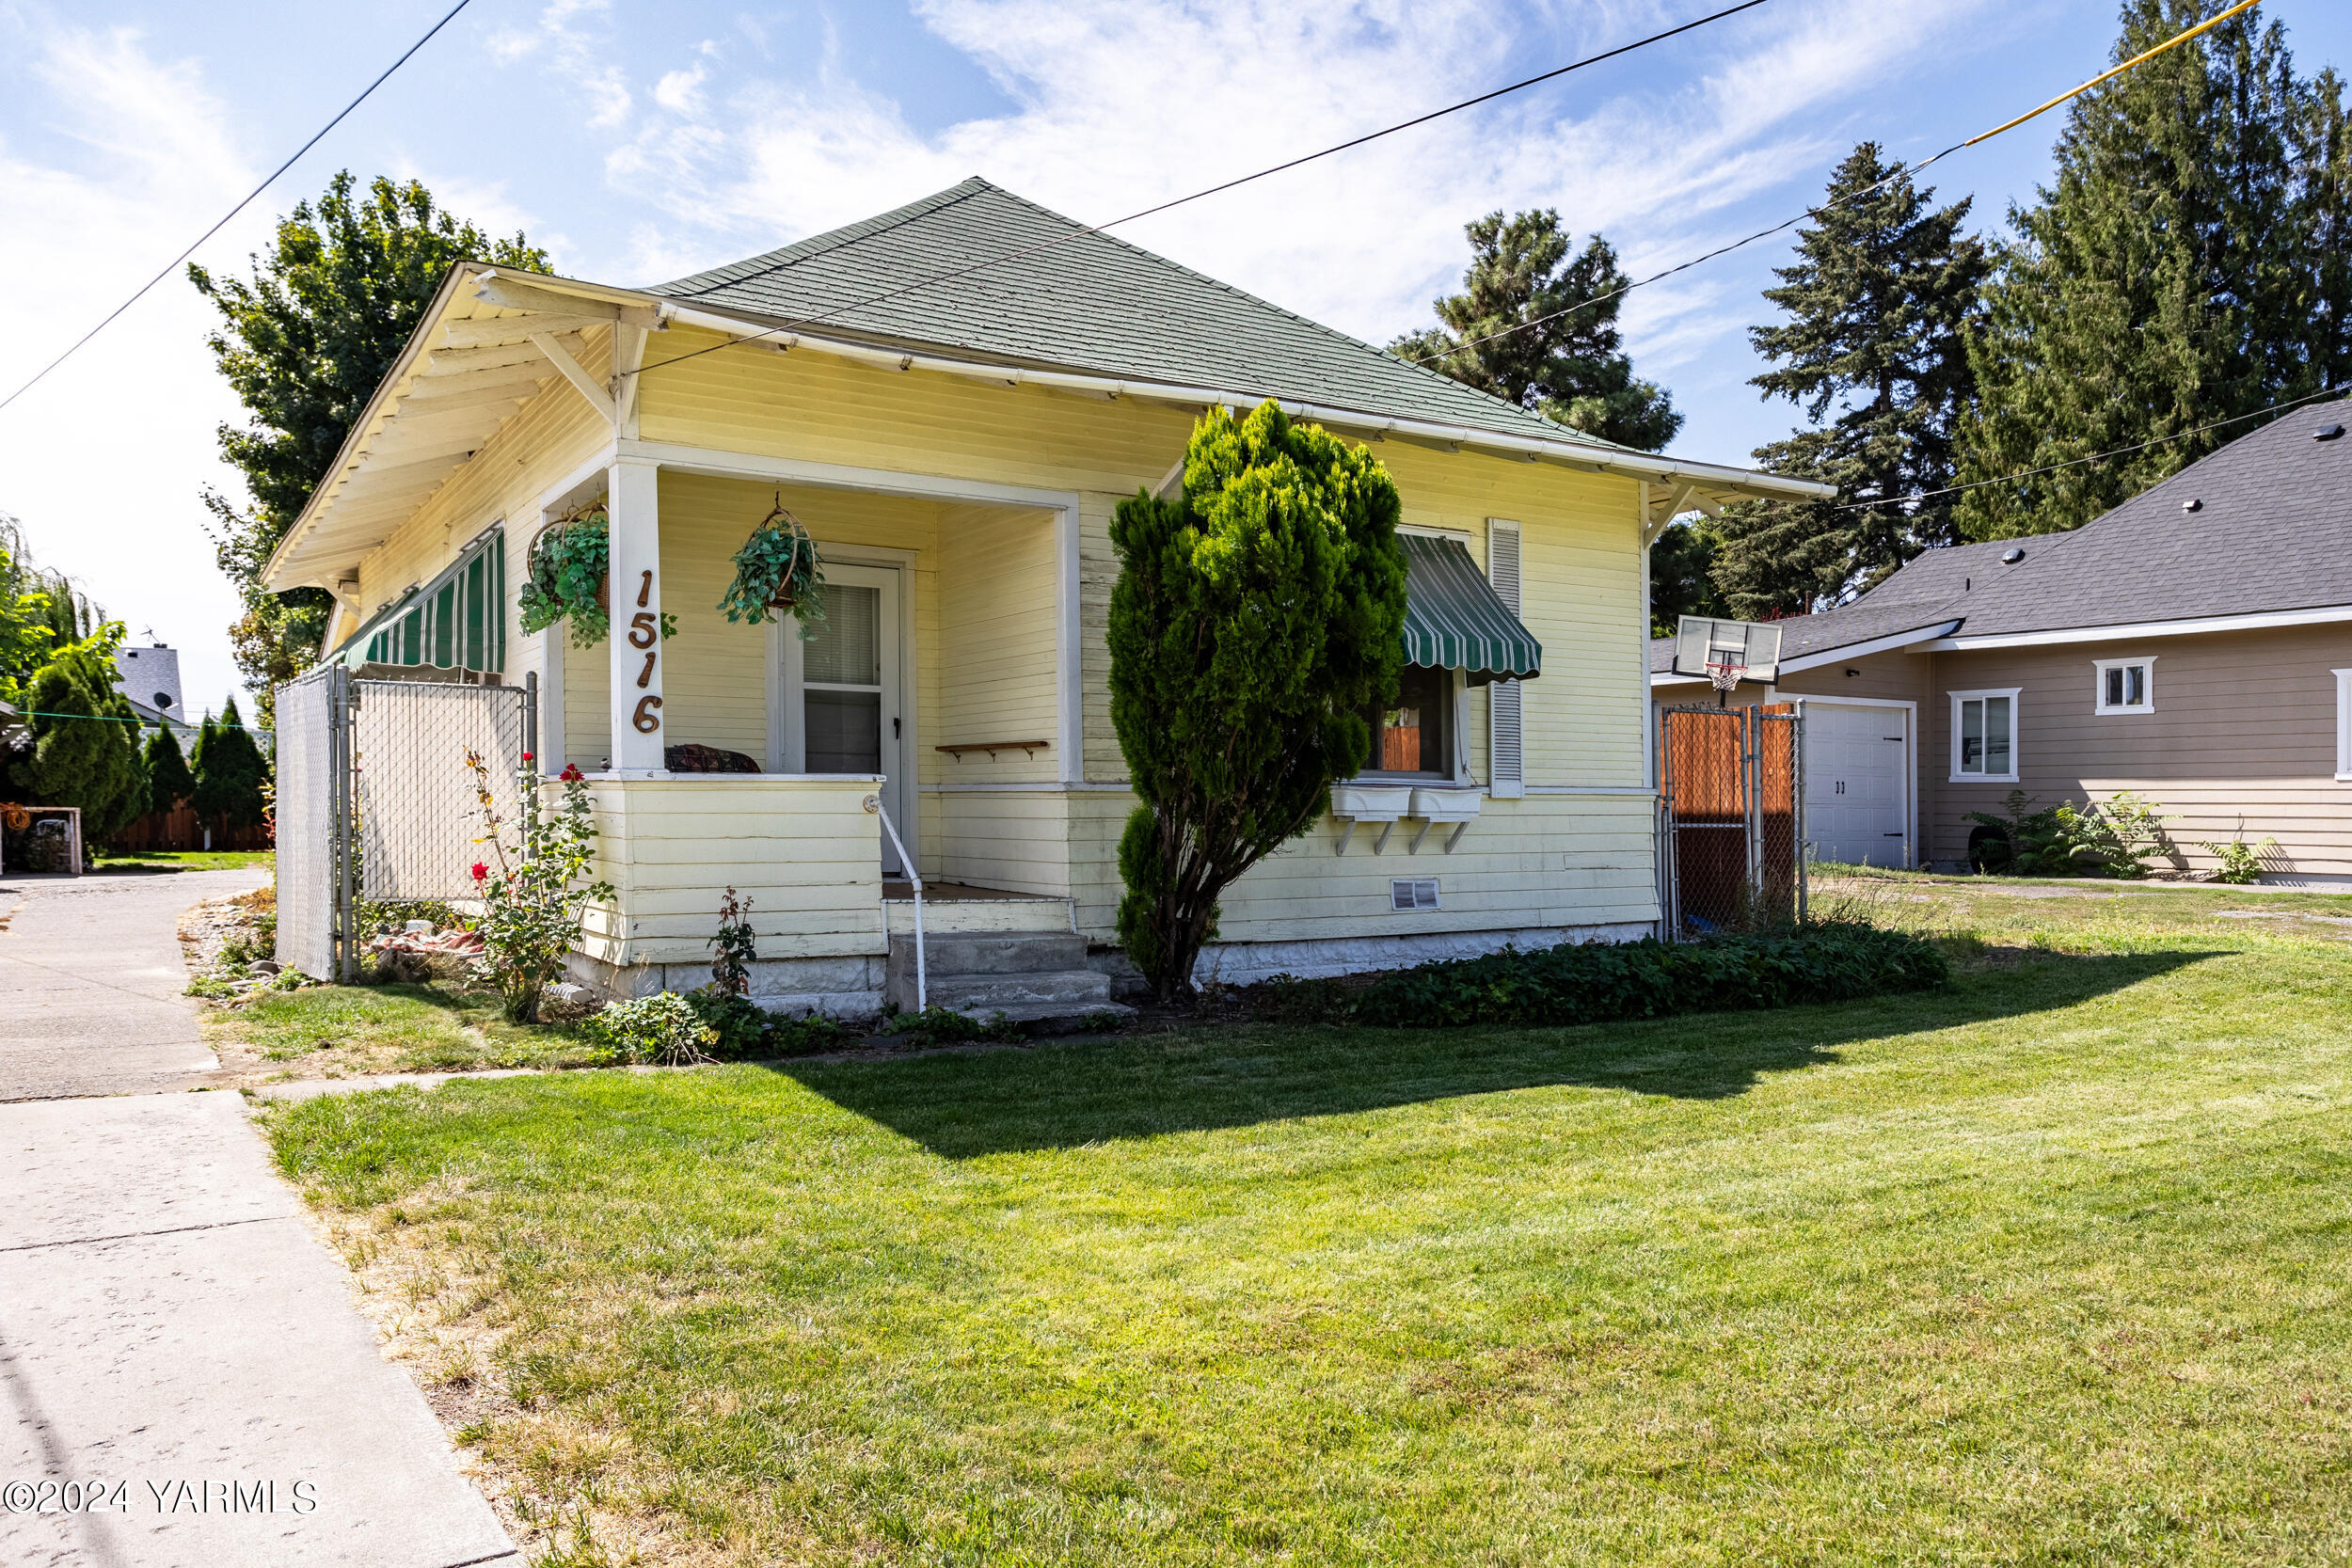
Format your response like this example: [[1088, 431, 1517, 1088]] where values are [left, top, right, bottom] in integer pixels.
[[274, 669, 536, 981], [1658, 703, 1806, 937]]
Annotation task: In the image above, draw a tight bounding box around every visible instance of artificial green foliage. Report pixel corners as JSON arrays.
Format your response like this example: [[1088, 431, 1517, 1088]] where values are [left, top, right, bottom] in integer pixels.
[[519, 512, 612, 647], [1392, 210, 1680, 451], [1108, 402, 1407, 1000], [143, 726, 197, 816], [717, 506, 828, 634], [10, 624, 148, 843], [1712, 144, 1988, 616], [1954, 2, 2352, 538], [1252, 921, 1947, 1030], [190, 172, 548, 705], [190, 696, 270, 832]]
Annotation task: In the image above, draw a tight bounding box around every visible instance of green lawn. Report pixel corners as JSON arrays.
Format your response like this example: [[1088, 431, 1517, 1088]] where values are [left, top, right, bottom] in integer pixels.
[[264, 885, 2352, 1565], [211, 982, 603, 1077], [101, 847, 274, 873]]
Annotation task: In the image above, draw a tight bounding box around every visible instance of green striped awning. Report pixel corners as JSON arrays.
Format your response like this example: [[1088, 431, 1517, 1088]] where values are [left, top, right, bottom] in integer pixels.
[[1399, 533, 1541, 684]]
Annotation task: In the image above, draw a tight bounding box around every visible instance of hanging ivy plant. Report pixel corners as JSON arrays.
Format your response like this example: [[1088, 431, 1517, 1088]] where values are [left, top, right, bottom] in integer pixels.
[[519, 508, 612, 648], [718, 502, 828, 634]]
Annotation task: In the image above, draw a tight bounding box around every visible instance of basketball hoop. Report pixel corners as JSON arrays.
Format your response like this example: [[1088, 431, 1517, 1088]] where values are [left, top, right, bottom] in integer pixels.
[[1707, 658, 1745, 706]]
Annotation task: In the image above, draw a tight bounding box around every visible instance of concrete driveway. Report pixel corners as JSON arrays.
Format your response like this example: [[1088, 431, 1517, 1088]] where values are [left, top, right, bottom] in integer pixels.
[[0, 868, 515, 1567]]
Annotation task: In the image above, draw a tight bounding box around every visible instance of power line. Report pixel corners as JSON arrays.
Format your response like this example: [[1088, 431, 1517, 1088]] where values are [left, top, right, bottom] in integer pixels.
[[631, 0, 1775, 381], [1414, 0, 2263, 369], [1833, 379, 2352, 514], [0, 0, 478, 416]]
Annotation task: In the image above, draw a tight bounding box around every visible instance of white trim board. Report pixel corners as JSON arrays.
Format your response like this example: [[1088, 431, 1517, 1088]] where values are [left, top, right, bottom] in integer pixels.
[[1923, 603, 2352, 650], [1650, 619, 1960, 688]]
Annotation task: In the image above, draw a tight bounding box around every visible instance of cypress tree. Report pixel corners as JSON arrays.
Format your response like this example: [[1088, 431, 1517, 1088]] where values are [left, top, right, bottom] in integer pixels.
[[1954, 0, 2325, 537], [144, 726, 197, 816], [1109, 402, 1407, 1001], [1392, 210, 1681, 451], [1710, 144, 1987, 616], [192, 696, 269, 832]]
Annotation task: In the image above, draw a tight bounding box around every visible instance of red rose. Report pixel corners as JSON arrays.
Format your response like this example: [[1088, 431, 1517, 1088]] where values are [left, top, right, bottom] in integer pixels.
[[521, 751, 534, 763], [560, 763, 584, 782], [470, 862, 488, 881]]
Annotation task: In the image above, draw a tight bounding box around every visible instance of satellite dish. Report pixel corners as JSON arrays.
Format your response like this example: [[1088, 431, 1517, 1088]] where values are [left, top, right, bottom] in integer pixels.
[[1672, 616, 1783, 688]]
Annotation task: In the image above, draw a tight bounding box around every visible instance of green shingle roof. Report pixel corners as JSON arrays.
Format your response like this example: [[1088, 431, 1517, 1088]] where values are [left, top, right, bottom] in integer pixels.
[[649, 178, 1627, 453]]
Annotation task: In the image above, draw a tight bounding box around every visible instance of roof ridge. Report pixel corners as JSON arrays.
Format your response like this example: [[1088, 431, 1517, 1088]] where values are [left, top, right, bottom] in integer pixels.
[[652, 177, 994, 299], [971, 182, 1609, 448]]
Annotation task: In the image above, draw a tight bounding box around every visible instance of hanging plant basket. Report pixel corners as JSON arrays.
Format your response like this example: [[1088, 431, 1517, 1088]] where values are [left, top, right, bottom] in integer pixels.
[[718, 501, 828, 633], [519, 506, 612, 648]]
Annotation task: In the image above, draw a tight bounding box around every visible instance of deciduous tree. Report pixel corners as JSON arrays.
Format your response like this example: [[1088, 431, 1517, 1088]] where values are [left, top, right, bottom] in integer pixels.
[[191, 173, 547, 712], [1109, 402, 1407, 1000]]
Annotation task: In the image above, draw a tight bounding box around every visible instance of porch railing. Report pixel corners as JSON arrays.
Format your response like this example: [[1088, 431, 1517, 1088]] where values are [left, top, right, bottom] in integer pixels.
[[871, 797, 926, 1011]]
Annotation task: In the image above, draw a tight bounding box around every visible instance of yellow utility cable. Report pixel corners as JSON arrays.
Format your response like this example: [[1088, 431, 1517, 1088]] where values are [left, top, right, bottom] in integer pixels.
[[1963, 0, 2262, 149]]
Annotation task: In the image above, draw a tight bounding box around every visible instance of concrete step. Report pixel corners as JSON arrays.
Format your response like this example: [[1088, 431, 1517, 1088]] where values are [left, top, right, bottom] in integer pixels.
[[889, 931, 1087, 982], [918, 968, 1115, 1011], [884, 896, 1073, 935], [955, 999, 1137, 1032]]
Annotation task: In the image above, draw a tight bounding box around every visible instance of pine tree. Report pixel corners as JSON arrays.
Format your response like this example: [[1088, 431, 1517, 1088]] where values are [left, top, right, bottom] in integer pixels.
[[143, 726, 197, 817], [1648, 521, 1726, 637], [1392, 210, 1681, 451], [1710, 144, 1987, 617], [1954, 0, 2329, 537], [191, 696, 269, 833]]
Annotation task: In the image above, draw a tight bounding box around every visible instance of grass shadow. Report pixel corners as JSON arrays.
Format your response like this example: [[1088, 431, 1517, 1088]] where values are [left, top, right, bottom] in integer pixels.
[[776, 950, 2218, 1159]]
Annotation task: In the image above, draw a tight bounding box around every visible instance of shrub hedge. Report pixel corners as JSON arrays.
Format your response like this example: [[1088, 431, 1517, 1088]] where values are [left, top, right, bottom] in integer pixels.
[[1253, 921, 1947, 1030]]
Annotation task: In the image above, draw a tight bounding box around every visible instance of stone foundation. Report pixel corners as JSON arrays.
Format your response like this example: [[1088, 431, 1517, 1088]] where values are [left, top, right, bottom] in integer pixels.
[[564, 951, 886, 1022], [1089, 922, 1657, 998]]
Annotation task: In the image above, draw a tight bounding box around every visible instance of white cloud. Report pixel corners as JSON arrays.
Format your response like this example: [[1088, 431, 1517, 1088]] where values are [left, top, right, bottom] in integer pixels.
[[570, 0, 1995, 431], [490, 0, 632, 127], [0, 23, 260, 712]]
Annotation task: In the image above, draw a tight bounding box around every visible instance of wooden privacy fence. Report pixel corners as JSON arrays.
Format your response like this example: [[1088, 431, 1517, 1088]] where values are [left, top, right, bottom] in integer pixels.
[[108, 804, 272, 853], [1658, 703, 1804, 935]]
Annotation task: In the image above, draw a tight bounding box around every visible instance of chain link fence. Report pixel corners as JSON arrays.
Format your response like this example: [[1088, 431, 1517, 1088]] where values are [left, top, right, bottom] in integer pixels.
[[353, 677, 532, 901], [273, 665, 348, 981], [1658, 703, 1805, 937], [274, 669, 536, 980]]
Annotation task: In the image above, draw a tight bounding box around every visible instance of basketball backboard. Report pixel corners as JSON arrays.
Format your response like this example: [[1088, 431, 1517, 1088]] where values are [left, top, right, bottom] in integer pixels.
[[1671, 616, 1783, 685]]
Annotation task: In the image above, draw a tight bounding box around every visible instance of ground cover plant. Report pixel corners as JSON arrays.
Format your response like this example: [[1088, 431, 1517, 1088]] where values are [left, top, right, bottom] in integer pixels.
[[265, 879, 2352, 1564], [1248, 919, 1945, 1028]]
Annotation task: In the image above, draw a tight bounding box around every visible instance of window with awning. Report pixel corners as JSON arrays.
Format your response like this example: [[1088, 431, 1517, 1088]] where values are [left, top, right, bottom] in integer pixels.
[[333, 529, 507, 678], [1397, 533, 1541, 687]]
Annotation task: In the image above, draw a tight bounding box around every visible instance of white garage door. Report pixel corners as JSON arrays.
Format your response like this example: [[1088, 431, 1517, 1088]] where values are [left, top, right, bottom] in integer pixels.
[[1804, 703, 1909, 868]]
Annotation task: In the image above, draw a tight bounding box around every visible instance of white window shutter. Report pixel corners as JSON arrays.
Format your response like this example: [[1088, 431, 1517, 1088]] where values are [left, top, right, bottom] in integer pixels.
[[1487, 519, 1525, 799]]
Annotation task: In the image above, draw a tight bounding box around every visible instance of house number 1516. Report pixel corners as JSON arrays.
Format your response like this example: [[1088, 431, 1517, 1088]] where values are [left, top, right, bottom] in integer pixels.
[[629, 569, 661, 732]]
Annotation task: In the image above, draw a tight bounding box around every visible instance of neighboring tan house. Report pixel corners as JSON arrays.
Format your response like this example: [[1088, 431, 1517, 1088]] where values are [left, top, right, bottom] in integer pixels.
[[1653, 402, 2352, 884], [259, 178, 1822, 1015]]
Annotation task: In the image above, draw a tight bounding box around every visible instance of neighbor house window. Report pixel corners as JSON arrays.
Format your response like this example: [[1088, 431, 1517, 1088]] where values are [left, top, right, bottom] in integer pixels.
[[2094, 657, 2154, 715], [2336, 669, 2352, 781], [1950, 689, 2020, 783], [1361, 664, 1456, 780]]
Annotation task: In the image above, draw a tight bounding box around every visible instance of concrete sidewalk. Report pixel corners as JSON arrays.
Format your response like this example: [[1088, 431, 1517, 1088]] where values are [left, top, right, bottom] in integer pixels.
[[0, 871, 514, 1567]]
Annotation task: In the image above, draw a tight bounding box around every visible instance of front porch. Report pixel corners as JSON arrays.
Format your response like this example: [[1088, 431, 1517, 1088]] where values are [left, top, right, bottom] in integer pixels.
[[545, 446, 1104, 1019]]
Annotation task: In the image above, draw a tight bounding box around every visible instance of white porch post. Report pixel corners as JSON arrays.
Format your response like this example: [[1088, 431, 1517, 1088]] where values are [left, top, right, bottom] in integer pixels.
[[608, 458, 666, 773]]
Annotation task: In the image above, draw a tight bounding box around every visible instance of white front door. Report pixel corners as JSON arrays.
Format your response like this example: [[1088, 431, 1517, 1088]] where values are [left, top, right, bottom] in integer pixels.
[[1803, 702, 1909, 868], [778, 562, 908, 873]]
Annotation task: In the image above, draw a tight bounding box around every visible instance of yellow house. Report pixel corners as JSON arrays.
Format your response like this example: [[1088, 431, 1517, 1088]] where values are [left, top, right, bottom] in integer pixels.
[[261, 179, 1826, 1019]]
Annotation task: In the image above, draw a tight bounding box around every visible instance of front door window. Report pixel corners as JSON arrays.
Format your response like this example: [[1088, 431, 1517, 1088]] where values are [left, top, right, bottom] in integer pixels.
[[779, 562, 905, 871]]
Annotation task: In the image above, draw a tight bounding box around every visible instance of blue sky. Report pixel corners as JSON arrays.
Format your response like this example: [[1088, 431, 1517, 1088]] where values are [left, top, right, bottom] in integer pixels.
[[3, 0, 2348, 713]]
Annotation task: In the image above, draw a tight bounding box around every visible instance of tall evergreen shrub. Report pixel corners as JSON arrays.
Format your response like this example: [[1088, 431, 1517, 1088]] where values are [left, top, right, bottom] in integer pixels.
[[143, 726, 197, 817], [1108, 402, 1407, 1000], [11, 626, 149, 844], [192, 697, 269, 833]]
